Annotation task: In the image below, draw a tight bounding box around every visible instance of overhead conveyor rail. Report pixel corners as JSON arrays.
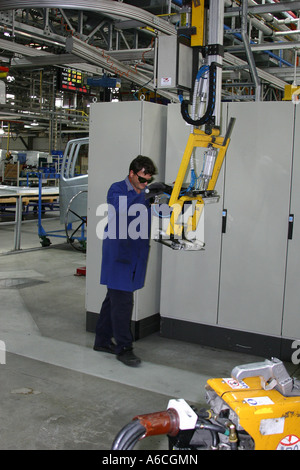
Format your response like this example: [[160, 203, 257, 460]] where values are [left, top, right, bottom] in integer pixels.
[[0, 0, 176, 35]]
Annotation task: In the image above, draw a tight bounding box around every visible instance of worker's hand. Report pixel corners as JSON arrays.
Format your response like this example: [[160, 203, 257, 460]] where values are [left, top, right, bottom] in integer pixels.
[[144, 182, 173, 199]]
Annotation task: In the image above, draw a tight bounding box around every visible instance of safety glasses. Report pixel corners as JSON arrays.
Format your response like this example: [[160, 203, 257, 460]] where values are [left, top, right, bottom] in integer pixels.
[[135, 174, 154, 184]]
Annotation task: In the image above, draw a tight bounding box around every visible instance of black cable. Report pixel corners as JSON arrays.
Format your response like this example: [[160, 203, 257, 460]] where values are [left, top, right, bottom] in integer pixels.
[[111, 421, 146, 450], [180, 62, 218, 127], [197, 422, 227, 434], [195, 420, 227, 435], [119, 423, 146, 451], [195, 418, 229, 450]]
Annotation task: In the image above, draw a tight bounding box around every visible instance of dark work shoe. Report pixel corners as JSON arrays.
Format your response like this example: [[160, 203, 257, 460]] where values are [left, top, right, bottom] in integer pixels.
[[93, 343, 116, 355], [117, 347, 141, 367]]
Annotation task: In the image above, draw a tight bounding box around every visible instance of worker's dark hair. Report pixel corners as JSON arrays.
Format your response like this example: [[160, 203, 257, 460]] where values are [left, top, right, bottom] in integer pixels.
[[129, 155, 157, 176]]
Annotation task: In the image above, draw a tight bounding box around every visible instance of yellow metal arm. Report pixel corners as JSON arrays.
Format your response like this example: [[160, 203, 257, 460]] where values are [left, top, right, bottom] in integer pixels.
[[167, 119, 235, 239]]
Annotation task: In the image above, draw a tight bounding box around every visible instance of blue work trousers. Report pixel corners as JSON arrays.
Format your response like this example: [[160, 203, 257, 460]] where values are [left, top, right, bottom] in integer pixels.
[[94, 288, 134, 354]]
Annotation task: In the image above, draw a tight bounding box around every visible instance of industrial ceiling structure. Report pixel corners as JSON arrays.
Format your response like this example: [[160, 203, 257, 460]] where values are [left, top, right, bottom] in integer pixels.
[[0, 0, 299, 148]]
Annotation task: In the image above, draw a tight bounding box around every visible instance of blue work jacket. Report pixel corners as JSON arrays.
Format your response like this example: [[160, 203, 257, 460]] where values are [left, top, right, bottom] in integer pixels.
[[100, 177, 151, 292]]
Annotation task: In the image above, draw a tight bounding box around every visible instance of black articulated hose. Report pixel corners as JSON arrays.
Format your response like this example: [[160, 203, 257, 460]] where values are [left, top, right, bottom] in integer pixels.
[[180, 62, 218, 127]]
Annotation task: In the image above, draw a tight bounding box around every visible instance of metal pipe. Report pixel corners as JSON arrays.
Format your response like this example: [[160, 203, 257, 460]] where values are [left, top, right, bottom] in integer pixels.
[[241, 0, 261, 100], [266, 0, 297, 20], [274, 29, 300, 37], [224, 0, 300, 40], [224, 24, 294, 67]]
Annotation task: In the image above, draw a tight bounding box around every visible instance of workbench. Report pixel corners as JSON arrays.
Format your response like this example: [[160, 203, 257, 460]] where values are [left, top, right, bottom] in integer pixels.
[[0, 185, 59, 251]]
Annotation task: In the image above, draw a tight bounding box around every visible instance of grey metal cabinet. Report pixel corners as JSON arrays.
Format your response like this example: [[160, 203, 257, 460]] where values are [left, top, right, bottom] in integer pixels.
[[218, 102, 294, 337], [85, 101, 167, 337], [160, 103, 225, 325], [282, 105, 300, 339], [160, 101, 298, 359]]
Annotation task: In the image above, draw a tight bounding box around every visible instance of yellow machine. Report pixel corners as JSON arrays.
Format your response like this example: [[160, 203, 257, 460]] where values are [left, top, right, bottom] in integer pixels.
[[112, 358, 300, 450], [206, 360, 300, 450]]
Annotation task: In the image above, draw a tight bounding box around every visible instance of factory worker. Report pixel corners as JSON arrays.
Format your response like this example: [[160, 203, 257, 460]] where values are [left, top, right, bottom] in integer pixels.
[[93, 155, 157, 367]]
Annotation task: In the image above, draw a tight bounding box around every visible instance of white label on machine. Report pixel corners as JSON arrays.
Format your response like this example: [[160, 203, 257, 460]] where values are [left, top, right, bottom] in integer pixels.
[[223, 378, 249, 389], [244, 396, 274, 406], [260, 418, 285, 435], [277, 435, 300, 450]]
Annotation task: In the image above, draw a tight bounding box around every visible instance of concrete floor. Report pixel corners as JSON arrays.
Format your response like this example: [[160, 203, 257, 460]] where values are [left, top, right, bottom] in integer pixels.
[[0, 211, 299, 450]]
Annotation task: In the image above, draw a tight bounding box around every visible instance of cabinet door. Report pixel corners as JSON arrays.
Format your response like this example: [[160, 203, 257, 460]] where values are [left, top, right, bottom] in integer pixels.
[[218, 102, 294, 336], [86, 102, 142, 316], [282, 105, 300, 339], [134, 102, 167, 322], [160, 104, 225, 325], [86, 101, 167, 324]]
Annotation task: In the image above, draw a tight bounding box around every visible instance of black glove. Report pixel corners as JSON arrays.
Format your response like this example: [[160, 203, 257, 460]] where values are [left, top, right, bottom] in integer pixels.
[[144, 182, 173, 200]]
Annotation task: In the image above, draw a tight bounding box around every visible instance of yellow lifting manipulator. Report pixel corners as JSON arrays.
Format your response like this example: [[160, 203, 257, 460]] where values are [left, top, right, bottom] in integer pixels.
[[147, 0, 235, 250], [166, 119, 235, 245]]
